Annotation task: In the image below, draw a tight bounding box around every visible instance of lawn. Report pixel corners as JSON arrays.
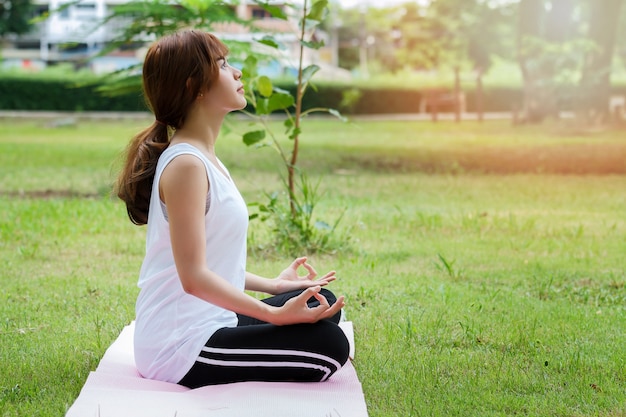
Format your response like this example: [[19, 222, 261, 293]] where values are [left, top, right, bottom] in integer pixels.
[[0, 116, 625, 417]]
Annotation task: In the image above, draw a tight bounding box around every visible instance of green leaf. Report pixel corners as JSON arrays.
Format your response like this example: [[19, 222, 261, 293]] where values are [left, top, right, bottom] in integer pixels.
[[256, 1, 289, 20], [306, 0, 328, 21], [315, 220, 331, 230], [257, 36, 280, 49], [257, 76, 273, 98], [243, 130, 266, 146], [183, 0, 211, 12], [300, 39, 325, 50], [301, 65, 320, 85], [288, 127, 302, 140], [242, 55, 258, 79], [328, 108, 348, 122], [268, 92, 295, 112], [256, 98, 270, 115], [284, 118, 294, 133], [273, 86, 291, 95]]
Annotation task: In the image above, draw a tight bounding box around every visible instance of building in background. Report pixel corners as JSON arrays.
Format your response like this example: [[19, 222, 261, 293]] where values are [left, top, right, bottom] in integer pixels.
[[3, 0, 130, 71], [1, 0, 350, 79]]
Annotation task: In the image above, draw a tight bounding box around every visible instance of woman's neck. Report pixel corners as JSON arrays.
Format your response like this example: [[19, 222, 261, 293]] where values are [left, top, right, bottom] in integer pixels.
[[171, 119, 223, 157]]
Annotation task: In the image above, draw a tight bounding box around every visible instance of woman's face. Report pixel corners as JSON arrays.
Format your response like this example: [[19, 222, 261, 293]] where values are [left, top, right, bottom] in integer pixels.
[[201, 57, 247, 114]]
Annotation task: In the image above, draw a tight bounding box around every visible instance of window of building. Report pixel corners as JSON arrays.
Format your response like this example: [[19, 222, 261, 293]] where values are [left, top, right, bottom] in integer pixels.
[[74, 2, 97, 19], [251, 8, 271, 19], [58, 2, 70, 19], [75, 3, 96, 10]]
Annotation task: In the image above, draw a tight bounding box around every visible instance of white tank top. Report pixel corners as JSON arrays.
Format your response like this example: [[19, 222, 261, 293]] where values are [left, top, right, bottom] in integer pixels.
[[133, 143, 248, 383]]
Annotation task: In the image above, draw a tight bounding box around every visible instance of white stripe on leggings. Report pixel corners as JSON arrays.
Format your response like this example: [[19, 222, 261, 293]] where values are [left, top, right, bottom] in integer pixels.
[[195, 357, 332, 381], [200, 346, 342, 371]]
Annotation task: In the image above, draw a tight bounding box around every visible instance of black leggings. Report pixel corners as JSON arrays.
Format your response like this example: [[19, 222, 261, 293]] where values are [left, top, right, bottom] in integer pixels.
[[178, 289, 350, 388]]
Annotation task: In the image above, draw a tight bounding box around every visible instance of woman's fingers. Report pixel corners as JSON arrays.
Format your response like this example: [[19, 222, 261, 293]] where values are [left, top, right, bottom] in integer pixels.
[[281, 287, 345, 324], [310, 288, 330, 307], [288, 257, 340, 286], [306, 290, 345, 321], [289, 286, 321, 308], [319, 295, 345, 320], [300, 259, 317, 279], [318, 270, 337, 283], [291, 256, 307, 268]]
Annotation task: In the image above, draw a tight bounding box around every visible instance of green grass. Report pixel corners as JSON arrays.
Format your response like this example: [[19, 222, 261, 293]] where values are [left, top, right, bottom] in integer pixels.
[[1, 117, 625, 417]]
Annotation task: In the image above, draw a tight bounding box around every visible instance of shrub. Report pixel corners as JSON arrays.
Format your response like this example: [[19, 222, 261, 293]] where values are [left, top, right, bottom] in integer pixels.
[[2, 70, 625, 114], [0, 70, 146, 111]]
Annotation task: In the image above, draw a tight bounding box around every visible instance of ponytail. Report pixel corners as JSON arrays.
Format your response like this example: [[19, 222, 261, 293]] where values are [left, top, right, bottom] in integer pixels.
[[115, 122, 169, 225], [116, 30, 229, 225]]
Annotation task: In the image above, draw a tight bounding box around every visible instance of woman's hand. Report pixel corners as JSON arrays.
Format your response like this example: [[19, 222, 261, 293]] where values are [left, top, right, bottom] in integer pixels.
[[273, 256, 337, 294], [269, 286, 345, 326]]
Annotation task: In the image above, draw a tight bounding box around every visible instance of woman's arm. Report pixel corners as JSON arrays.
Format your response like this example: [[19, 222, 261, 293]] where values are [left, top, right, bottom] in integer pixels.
[[160, 155, 343, 325], [245, 272, 278, 294], [245, 257, 338, 295]]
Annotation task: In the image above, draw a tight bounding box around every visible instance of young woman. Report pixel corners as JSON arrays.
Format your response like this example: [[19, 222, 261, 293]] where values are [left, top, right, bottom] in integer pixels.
[[115, 30, 349, 388]]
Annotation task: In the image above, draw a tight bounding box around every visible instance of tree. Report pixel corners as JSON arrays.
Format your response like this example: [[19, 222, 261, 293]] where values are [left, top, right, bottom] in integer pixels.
[[0, 0, 33, 37], [402, 0, 511, 122], [241, 0, 348, 255], [516, 0, 624, 124], [330, 4, 401, 74], [92, 1, 247, 97], [579, 0, 624, 122], [392, 2, 440, 72], [466, 1, 517, 121], [427, 0, 471, 122], [616, 1, 626, 62], [517, 0, 550, 122]]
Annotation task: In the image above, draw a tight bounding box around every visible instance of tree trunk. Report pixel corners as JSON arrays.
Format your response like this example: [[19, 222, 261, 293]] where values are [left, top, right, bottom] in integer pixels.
[[580, 0, 624, 123], [517, 0, 546, 123], [453, 66, 461, 123], [476, 67, 484, 123]]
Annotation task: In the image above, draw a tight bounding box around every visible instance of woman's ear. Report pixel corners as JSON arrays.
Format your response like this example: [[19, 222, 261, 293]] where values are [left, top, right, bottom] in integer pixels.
[[185, 77, 204, 100]]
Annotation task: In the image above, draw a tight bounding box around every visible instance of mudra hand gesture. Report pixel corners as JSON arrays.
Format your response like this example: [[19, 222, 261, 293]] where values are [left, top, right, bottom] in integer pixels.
[[273, 256, 337, 294]]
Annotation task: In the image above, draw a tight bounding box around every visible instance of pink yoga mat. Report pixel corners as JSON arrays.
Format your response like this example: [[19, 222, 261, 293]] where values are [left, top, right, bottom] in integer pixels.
[[66, 322, 367, 417]]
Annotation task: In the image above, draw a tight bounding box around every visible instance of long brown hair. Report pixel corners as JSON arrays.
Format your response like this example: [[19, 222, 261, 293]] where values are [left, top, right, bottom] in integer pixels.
[[115, 30, 229, 225]]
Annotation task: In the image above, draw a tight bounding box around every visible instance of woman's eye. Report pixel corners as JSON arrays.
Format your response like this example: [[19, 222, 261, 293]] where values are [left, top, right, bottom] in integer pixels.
[[221, 60, 228, 69]]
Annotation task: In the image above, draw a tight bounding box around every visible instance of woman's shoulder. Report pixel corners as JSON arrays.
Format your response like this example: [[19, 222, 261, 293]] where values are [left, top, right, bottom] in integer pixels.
[[159, 143, 207, 168], [163, 142, 204, 158], [159, 152, 207, 195]]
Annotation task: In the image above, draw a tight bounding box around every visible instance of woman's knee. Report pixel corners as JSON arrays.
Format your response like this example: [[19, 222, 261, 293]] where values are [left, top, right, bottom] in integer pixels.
[[315, 320, 350, 367]]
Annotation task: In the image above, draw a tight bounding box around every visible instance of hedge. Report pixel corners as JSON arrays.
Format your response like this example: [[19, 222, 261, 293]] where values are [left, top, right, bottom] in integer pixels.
[[0, 72, 147, 112], [1, 72, 625, 114]]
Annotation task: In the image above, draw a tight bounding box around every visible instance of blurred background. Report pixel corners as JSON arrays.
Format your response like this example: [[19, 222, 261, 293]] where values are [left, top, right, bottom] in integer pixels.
[[1, 0, 624, 123]]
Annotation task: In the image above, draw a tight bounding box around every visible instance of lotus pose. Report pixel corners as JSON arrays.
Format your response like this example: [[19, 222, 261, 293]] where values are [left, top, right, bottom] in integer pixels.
[[115, 30, 349, 388]]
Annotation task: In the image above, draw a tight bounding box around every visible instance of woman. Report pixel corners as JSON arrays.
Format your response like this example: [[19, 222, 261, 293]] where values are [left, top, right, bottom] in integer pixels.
[[115, 30, 349, 388]]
